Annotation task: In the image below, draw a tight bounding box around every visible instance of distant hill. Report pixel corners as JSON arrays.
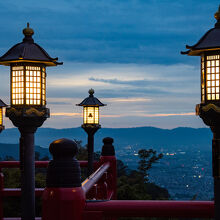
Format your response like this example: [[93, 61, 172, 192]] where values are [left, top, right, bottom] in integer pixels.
[[0, 126, 212, 152], [0, 143, 49, 160]]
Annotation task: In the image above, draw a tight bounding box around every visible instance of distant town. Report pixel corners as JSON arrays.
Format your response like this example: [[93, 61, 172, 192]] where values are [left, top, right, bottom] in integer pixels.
[[117, 144, 213, 200]]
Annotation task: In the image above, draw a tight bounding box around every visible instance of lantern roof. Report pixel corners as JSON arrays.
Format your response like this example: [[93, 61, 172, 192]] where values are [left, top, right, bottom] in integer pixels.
[[0, 23, 63, 66], [0, 99, 7, 107], [181, 6, 220, 56], [77, 89, 106, 107]]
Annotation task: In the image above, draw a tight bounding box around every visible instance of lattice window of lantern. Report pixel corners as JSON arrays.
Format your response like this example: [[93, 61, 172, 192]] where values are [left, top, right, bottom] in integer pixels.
[[26, 66, 41, 105], [201, 56, 205, 102], [42, 67, 46, 106], [94, 107, 99, 124], [0, 108, 2, 125], [11, 66, 24, 105], [84, 107, 99, 124], [206, 55, 220, 101]]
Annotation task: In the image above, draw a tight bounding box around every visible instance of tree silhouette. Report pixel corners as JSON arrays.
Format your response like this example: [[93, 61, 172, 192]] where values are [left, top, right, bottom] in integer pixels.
[[138, 149, 163, 183]]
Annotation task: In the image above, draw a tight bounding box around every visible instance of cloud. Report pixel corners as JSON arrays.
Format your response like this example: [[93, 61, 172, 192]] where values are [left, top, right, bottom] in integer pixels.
[[0, 1, 212, 129], [89, 76, 194, 88], [106, 98, 151, 103], [48, 101, 72, 105], [51, 112, 81, 117], [140, 112, 195, 117], [0, 0, 218, 64]]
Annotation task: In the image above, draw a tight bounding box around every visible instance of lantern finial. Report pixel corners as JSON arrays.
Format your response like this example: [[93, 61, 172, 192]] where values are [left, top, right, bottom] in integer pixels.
[[89, 88, 94, 97], [23, 22, 34, 38], [214, 5, 220, 21]]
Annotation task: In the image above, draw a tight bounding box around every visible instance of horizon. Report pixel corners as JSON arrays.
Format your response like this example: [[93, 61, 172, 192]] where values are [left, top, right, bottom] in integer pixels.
[[0, 1, 218, 129], [2, 125, 209, 131]]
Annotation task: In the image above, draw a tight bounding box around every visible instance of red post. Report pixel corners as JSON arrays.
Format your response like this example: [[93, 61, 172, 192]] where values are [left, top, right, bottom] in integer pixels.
[[42, 138, 86, 220], [0, 170, 4, 220], [42, 187, 85, 220], [99, 137, 117, 199]]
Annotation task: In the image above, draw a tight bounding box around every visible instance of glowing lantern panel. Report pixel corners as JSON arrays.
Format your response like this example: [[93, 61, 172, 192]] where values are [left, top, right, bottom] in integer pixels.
[[83, 106, 99, 124], [0, 107, 2, 126], [202, 55, 220, 102], [11, 65, 46, 106]]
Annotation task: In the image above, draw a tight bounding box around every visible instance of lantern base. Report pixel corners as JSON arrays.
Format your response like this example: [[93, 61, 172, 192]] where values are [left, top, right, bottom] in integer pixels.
[[6, 107, 49, 130], [81, 124, 100, 135], [196, 103, 220, 127]]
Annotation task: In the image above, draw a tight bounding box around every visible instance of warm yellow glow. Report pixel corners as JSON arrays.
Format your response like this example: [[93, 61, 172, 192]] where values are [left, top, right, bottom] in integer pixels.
[[11, 66, 24, 105], [11, 65, 46, 106], [83, 106, 99, 124], [201, 56, 205, 102], [0, 108, 2, 126], [25, 66, 41, 105], [206, 55, 220, 101]]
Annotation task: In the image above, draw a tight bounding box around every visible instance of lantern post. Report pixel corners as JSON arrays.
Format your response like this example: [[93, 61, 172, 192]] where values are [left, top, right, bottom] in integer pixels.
[[0, 100, 7, 133], [77, 89, 106, 176], [182, 6, 220, 220], [0, 23, 62, 220]]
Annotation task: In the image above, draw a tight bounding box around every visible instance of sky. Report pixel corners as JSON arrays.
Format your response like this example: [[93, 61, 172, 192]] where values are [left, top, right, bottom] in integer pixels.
[[0, 0, 219, 129]]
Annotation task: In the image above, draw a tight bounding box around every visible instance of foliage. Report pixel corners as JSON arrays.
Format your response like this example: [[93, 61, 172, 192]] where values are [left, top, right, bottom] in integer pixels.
[[117, 149, 169, 201], [117, 169, 170, 201], [117, 159, 128, 177], [138, 149, 163, 183]]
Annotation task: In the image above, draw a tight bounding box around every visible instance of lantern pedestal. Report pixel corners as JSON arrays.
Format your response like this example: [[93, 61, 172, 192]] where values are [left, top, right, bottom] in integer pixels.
[[196, 103, 220, 220], [6, 106, 49, 220], [82, 124, 100, 176]]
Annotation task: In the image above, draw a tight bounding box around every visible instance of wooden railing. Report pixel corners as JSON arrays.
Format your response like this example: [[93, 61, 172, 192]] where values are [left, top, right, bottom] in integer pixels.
[[0, 153, 214, 219]]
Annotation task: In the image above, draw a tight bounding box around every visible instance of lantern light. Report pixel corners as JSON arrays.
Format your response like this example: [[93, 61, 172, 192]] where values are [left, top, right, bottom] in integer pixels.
[[181, 6, 220, 105], [181, 6, 220, 219], [77, 89, 106, 125], [77, 89, 106, 176], [0, 23, 62, 220], [0, 23, 62, 108]]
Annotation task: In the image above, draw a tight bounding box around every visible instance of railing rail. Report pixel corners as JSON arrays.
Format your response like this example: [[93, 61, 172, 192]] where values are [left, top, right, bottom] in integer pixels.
[[0, 161, 99, 169], [0, 161, 101, 199], [82, 162, 110, 194], [85, 200, 214, 218]]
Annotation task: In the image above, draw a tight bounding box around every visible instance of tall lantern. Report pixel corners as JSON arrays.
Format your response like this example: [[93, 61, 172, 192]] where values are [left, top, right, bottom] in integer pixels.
[[181, 6, 220, 220], [0, 23, 62, 220], [77, 89, 106, 176], [0, 23, 61, 109], [0, 99, 7, 132]]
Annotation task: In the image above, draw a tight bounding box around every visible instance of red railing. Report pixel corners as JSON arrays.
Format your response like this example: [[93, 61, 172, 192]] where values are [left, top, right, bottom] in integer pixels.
[[0, 161, 101, 197], [0, 159, 215, 219], [84, 200, 214, 218]]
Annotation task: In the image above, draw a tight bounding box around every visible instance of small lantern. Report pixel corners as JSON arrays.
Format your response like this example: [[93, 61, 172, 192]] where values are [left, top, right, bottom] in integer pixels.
[[77, 89, 106, 125], [0, 23, 62, 108], [182, 7, 220, 105], [0, 99, 6, 130]]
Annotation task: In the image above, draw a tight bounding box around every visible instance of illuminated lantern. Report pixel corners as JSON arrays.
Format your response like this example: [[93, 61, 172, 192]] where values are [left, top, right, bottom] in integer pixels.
[[77, 89, 106, 176], [182, 6, 220, 220], [0, 23, 62, 108], [0, 99, 6, 132], [0, 23, 62, 220], [182, 7, 220, 105], [77, 89, 105, 126]]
